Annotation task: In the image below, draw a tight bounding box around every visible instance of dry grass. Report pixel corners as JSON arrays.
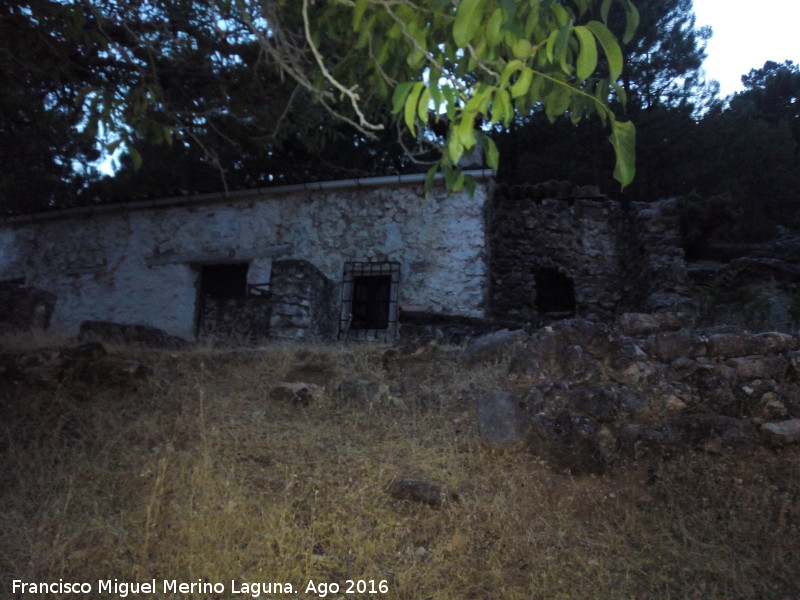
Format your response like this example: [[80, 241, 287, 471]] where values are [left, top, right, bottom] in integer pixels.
[[1, 340, 799, 599]]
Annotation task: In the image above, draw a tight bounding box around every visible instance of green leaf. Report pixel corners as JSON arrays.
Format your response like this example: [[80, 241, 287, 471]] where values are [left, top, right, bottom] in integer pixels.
[[452, 170, 466, 192], [391, 82, 414, 115], [623, 0, 640, 44], [466, 83, 493, 114], [408, 49, 425, 68], [573, 25, 598, 81], [544, 84, 571, 122], [417, 87, 432, 122], [484, 135, 500, 171], [456, 111, 477, 149], [586, 20, 623, 80], [600, 0, 612, 23], [492, 88, 513, 126], [609, 118, 636, 188], [463, 174, 476, 197], [574, 0, 589, 18], [510, 66, 533, 99], [453, 0, 485, 47], [498, 59, 524, 87], [486, 8, 504, 47], [429, 69, 443, 107], [554, 22, 574, 72], [353, 0, 368, 31], [130, 147, 143, 171], [442, 85, 459, 120], [424, 163, 438, 194], [404, 82, 424, 134], [446, 134, 464, 166], [549, 3, 570, 26]]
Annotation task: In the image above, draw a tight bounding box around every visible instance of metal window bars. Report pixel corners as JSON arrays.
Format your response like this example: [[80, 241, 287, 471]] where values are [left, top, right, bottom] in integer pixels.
[[339, 261, 400, 341]]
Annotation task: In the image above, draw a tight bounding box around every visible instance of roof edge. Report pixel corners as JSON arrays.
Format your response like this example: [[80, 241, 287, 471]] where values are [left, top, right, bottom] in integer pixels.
[[2, 170, 494, 225]]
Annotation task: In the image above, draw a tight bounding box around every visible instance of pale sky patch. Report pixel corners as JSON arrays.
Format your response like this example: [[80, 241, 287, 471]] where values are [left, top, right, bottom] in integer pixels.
[[691, 0, 800, 96]]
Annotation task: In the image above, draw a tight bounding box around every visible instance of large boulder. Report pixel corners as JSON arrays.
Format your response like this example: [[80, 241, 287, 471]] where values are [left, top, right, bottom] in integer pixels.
[[79, 320, 189, 350], [477, 390, 531, 448]]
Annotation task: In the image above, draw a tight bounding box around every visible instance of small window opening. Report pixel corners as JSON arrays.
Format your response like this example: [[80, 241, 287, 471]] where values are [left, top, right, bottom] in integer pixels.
[[534, 268, 576, 314], [352, 275, 392, 329], [340, 262, 400, 341], [200, 263, 248, 299]]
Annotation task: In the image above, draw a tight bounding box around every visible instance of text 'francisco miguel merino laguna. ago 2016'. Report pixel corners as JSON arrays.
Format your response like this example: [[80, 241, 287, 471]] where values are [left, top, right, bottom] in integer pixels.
[[12, 578, 391, 597]]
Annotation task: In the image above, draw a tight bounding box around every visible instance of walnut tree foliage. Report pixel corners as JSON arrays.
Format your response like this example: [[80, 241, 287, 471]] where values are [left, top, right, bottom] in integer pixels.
[[1, 0, 639, 212], [79, 0, 638, 192]]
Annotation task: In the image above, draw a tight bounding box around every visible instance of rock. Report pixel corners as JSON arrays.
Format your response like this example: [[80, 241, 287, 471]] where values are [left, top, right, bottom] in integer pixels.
[[382, 340, 441, 376], [759, 392, 788, 419], [753, 332, 796, 354], [460, 328, 526, 363], [477, 390, 531, 448], [79, 320, 189, 350], [269, 382, 324, 406], [652, 330, 705, 362], [672, 413, 759, 447], [385, 478, 457, 507], [524, 382, 631, 421], [284, 362, 335, 387], [726, 355, 789, 381], [0, 342, 150, 387], [664, 395, 688, 412], [760, 419, 800, 445], [707, 333, 751, 358], [618, 312, 692, 336], [528, 413, 613, 474], [336, 379, 382, 405], [706, 331, 795, 359], [508, 321, 606, 384]]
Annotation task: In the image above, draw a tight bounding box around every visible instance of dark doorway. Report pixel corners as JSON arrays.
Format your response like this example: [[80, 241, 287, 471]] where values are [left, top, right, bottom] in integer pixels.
[[534, 268, 576, 314], [196, 263, 250, 337], [199, 263, 248, 299]]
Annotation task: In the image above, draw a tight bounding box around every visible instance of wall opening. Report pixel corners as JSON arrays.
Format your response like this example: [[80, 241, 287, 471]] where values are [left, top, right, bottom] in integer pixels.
[[534, 268, 576, 315], [340, 262, 400, 341], [196, 262, 252, 338], [199, 263, 249, 300]]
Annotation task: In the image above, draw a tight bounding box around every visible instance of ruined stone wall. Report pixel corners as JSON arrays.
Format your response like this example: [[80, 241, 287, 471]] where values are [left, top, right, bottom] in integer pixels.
[[489, 184, 694, 323], [269, 260, 335, 340], [489, 185, 627, 322], [624, 198, 696, 313], [0, 177, 490, 338]]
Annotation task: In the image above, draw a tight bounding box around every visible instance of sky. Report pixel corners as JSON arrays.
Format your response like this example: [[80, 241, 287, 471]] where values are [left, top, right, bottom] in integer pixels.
[[691, 0, 800, 96]]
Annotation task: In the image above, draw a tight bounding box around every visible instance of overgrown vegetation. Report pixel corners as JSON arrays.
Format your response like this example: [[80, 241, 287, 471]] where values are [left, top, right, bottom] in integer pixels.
[[2, 340, 798, 599]]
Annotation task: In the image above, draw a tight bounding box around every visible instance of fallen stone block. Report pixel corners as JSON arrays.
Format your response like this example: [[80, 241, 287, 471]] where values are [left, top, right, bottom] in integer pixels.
[[477, 389, 531, 448]]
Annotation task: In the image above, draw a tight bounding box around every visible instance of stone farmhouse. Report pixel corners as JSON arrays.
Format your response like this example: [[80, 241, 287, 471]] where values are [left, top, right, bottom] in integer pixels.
[[0, 172, 694, 342]]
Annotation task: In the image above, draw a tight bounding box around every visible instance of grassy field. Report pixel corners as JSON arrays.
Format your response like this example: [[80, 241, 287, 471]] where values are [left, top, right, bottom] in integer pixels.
[[1, 340, 799, 600]]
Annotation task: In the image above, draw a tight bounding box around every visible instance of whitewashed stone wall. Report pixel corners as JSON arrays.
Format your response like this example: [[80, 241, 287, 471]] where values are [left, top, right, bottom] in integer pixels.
[[0, 178, 490, 338]]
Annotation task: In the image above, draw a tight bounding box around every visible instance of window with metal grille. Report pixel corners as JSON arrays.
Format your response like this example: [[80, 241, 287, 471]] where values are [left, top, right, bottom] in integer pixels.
[[340, 262, 400, 341]]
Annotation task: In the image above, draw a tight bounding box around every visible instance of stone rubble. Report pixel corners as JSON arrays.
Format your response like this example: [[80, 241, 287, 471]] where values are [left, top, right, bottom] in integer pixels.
[[474, 315, 800, 473]]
